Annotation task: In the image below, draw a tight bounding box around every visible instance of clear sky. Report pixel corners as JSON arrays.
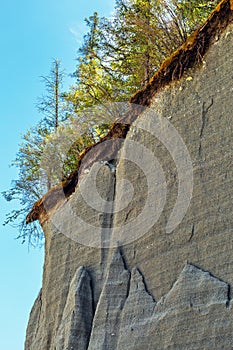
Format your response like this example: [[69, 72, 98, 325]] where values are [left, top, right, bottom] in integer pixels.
[[0, 1, 115, 349]]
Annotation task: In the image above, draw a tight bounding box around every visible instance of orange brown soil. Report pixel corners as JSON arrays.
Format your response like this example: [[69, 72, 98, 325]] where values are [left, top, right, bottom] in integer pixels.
[[26, 0, 233, 225]]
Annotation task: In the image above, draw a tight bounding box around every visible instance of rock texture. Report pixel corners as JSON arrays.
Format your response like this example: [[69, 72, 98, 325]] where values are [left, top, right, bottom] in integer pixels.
[[147, 264, 233, 350], [55, 267, 93, 350], [25, 6, 233, 350], [117, 263, 232, 350], [88, 249, 130, 350], [117, 267, 156, 350]]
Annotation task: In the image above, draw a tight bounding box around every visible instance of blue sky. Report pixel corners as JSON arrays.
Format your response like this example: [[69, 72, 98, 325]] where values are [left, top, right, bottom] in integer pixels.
[[0, 1, 115, 349]]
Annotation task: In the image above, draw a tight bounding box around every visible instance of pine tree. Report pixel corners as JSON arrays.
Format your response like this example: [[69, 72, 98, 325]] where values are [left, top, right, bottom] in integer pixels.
[[37, 59, 66, 130], [66, 12, 114, 112]]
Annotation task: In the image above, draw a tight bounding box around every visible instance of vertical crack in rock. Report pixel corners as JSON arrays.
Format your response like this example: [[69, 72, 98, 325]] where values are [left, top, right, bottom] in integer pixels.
[[55, 266, 94, 350], [226, 284, 231, 309], [198, 98, 214, 157], [100, 163, 117, 268], [98, 161, 119, 299], [117, 268, 156, 350], [87, 248, 130, 350], [189, 224, 195, 242]]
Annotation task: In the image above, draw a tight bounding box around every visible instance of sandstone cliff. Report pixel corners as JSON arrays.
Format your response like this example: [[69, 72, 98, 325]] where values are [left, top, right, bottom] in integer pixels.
[[25, 1, 233, 349]]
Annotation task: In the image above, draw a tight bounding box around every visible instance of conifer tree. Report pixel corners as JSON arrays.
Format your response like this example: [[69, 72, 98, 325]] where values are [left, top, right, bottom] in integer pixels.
[[66, 12, 113, 112], [38, 59, 66, 130]]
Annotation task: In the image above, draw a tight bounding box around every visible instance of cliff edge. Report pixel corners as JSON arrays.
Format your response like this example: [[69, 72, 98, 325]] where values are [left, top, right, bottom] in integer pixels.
[[25, 1, 233, 349]]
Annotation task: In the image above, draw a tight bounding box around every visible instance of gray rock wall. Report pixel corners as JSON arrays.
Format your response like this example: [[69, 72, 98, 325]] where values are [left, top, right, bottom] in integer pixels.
[[25, 22, 233, 350], [112, 22, 233, 304]]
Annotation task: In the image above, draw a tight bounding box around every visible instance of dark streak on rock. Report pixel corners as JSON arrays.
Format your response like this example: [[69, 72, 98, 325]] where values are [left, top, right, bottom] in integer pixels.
[[226, 284, 231, 309], [136, 268, 156, 303], [189, 224, 195, 241], [199, 97, 214, 157]]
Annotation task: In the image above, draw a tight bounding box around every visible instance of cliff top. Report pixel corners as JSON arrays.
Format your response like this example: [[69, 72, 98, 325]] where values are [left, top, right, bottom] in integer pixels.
[[26, 0, 233, 225]]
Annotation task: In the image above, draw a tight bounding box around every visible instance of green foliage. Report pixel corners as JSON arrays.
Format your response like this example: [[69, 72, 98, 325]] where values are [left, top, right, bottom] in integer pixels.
[[68, 0, 218, 108], [96, 0, 218, 90], [65, 12, 117, 113], [2, 125, 48, 245], [2, 60, 67, 245]]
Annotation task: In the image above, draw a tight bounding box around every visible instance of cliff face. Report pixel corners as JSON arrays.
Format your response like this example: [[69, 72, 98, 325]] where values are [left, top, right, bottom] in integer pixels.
[[25, 7, 233, 350]]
